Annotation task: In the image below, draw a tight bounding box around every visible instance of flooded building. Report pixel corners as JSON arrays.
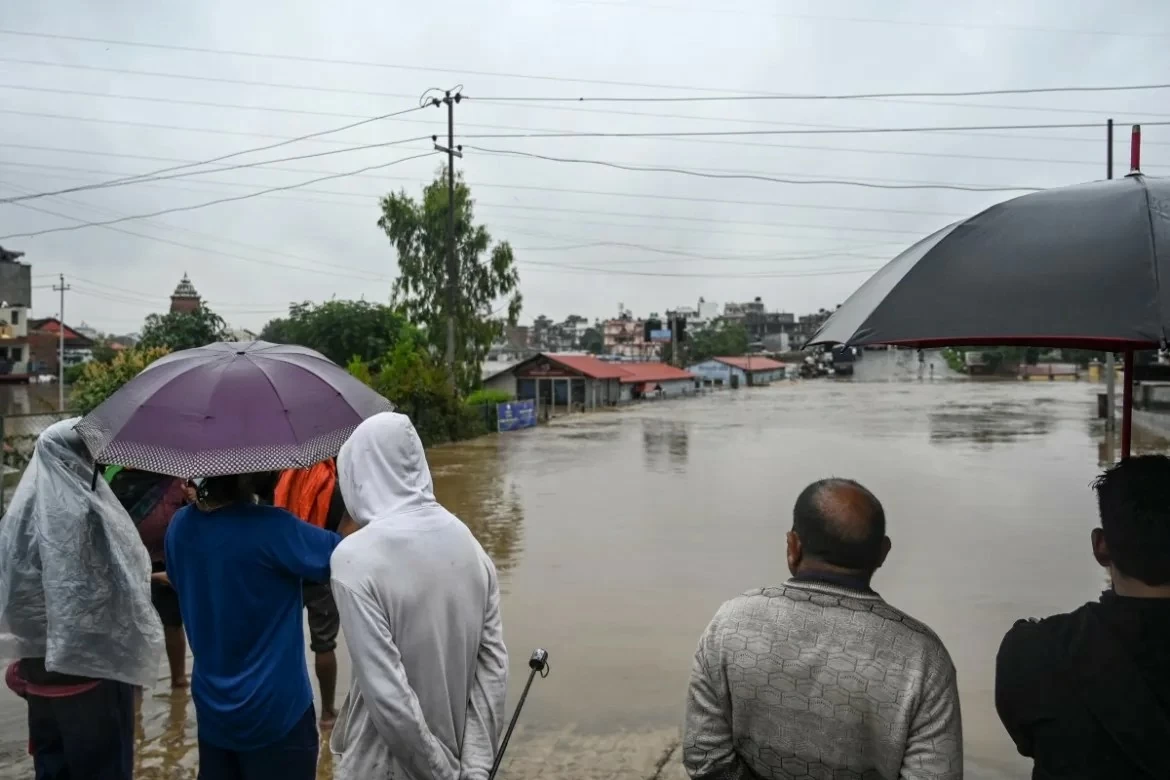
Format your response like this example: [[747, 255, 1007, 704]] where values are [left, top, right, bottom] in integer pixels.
[[484, 353, 697, 412], [617, 363, 696, 401], [484, 353, 626, 412], [688, 356, 786, 387]]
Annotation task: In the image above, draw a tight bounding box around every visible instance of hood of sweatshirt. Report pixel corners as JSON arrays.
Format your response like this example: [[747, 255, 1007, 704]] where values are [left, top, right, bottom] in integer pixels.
[[337, 411, 436, 527]]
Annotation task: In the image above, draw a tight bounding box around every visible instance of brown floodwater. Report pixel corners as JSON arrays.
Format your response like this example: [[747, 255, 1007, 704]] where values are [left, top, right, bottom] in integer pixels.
[[1, 379, 1161, 778]]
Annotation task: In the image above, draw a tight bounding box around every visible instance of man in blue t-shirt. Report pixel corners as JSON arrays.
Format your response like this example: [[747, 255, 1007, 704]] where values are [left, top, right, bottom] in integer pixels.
[[165, 472, 342, 780]]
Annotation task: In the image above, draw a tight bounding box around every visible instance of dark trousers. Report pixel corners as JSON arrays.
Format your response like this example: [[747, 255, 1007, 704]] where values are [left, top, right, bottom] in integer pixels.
[[27, 679, 135, 780], [197, 706, 318, 780]]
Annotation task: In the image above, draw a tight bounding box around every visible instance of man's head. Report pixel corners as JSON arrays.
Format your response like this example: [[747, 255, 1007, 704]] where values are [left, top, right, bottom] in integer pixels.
[[788, 478, 891, 579], [1092, 455, 1170, 592]]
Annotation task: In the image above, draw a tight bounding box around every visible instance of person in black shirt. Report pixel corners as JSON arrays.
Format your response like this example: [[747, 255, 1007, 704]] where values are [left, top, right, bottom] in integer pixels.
[[996, 455, 1170, 779]]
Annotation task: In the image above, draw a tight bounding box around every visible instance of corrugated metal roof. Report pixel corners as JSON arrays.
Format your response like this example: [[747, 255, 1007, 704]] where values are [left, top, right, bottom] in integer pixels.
[[713, 356, 786, 371], [617, 362, 695, 383], [545, 354, 629, 379]]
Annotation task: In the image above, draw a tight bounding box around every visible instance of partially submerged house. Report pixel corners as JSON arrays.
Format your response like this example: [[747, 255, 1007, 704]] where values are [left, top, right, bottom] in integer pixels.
[[687, 356, 787, 387], [483, 353, 696, 415]]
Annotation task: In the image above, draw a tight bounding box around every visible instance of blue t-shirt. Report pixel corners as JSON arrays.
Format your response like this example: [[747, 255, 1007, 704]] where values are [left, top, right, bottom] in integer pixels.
[[165, 501, 342, 750]]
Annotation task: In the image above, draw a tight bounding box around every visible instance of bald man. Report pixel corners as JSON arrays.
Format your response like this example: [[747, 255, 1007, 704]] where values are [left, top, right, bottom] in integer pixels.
[[683, 478, 962, 780]]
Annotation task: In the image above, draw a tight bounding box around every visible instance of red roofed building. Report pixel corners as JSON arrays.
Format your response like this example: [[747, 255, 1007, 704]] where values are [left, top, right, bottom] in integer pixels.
[[28, 318, 95, 377], [687, 355, 787, 388], [483, 353, 697, 414], [616, 362, 696, 401]]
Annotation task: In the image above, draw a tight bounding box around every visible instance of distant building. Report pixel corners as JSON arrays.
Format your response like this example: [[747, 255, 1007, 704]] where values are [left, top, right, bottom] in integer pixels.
[[0, 246, 33, 379], [0, 245, 32, 308], [602, 316, 661, 360], [688, 355, 787, 387], [170, 273, 201, 314], [721, 297, 797, 343], [28, 318, 95, 376]]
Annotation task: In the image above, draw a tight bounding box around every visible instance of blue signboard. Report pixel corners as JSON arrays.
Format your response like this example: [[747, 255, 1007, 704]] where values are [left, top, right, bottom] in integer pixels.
[[497, 399, 536, 432], [649, 328, 672, 342]]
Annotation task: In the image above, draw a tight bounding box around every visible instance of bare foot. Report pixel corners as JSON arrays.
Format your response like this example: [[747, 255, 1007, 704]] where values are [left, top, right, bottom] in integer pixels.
[[319, 709, 337, 729], [171, 676, 189, 689]]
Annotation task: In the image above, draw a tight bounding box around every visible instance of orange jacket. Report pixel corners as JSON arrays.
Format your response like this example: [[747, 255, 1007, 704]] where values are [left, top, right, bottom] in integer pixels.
[[273, 459, 337, 529]]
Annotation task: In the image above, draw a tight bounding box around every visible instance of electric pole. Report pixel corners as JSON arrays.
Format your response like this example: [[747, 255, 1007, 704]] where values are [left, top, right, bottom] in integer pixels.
[[53, 273, 70, 410], [432, 90, 463, 390]]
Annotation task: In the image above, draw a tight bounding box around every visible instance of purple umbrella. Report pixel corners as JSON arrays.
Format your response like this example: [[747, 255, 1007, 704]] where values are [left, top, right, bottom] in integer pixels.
[[75, 341, 394, 478]]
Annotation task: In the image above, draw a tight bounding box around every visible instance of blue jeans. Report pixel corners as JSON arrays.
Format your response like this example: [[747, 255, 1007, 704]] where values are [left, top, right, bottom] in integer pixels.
[[27, 679, 135, 780], [197, 706, 318, 780]]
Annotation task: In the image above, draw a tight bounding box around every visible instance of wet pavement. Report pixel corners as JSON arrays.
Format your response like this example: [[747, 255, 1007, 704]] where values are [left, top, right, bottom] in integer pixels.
[[1, 378, 1157, 779]]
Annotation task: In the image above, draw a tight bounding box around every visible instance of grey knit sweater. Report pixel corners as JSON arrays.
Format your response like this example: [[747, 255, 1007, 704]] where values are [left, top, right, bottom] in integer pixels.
[[683, 580, 962, 780]]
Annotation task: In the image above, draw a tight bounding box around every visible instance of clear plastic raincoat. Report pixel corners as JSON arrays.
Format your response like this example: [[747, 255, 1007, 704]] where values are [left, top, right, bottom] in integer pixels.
[[0, 418, 163, 687]]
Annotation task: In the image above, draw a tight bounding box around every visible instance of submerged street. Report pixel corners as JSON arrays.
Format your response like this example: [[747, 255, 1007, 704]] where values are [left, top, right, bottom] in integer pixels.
[[0, 379, 1145, 779]]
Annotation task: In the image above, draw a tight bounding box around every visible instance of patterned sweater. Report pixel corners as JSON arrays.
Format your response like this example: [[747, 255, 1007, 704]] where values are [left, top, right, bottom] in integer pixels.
[[683, 580, 962, 780]]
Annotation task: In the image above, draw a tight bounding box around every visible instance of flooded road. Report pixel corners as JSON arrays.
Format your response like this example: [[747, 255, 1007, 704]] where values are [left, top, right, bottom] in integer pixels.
[[1, 379, 1154, 778]]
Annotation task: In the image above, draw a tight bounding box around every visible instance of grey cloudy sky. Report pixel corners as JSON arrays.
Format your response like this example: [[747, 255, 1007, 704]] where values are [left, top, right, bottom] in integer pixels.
[[1, 0, 1167, 335]]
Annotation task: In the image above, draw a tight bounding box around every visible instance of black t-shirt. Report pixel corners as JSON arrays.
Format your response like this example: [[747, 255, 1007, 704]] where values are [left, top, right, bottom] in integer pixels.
[[996, 592, 1170, 779]]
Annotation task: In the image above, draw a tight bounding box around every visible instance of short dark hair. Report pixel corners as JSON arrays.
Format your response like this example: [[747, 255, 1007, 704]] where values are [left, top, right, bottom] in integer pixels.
[[793, 478, 886, 570], [1093, 455, 1170, 585]]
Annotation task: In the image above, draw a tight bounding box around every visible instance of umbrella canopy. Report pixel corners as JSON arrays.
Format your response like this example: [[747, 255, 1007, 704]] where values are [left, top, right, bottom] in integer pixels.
[[809, 175, 1170, 351], [75, 341, 394, 478]]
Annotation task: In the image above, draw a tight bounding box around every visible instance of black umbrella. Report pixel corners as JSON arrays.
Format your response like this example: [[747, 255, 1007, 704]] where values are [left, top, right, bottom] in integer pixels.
[[808, 173, 1170, 459]]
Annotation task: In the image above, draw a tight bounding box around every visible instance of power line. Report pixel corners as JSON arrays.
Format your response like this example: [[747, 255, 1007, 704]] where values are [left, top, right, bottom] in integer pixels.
[[0, 165, 935, 248], [7, 56, 1168, 140], [11, 56, 1170, 147], [517, 261, 883, 278], [10, 106, 1169, 170], [463, 145, 1043, 192], [469, 83, 1170, 103], [0, 160, 981, 218], [0, 26, 1163, 110], [1, 188, 395, 281], [0, 141, 1056, 194], [459, 120, 1170, 140], [1, 150, 439, 239], [8, 80, 1170, 152], [6, 102, 432, 205], [0, 135, 433, 204]]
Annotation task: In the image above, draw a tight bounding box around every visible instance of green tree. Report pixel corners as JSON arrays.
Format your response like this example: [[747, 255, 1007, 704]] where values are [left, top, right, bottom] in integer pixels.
[[71, 346, 171, 414], [139, 305, 229, 352], [346, 324, 484, 446], [378, 167, 522, 394], [682, 323, 750, 365], [259, 300, 409, 368], [581, 327, 603, 355]]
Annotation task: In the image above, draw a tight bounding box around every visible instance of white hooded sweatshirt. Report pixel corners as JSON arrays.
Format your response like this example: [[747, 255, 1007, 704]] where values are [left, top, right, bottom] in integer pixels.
[[330, 412, 508, 780]]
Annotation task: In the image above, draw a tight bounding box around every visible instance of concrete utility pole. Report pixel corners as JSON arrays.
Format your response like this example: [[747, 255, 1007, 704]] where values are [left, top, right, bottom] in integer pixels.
[[1104, 118, 1116, 431], [53, 273, 70, 410], [432, 91, 464, 390]]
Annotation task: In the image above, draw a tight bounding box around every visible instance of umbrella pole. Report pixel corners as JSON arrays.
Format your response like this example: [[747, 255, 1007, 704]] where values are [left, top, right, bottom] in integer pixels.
[[1121, 350, 1134, 459]]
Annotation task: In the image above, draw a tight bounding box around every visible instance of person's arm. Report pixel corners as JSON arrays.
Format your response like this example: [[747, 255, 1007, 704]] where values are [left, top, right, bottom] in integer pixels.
[[682, 610, 761, 780], [459, 555, 509, 780], [900, 658, 963, 780], [265, 511, 341, 582], [332, 577, 458, 780], [995, 620, 1045, 759]]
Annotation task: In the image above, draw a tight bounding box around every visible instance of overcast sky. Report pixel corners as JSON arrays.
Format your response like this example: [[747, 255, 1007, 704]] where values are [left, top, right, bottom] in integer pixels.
[[1, 0, 1167, 335]]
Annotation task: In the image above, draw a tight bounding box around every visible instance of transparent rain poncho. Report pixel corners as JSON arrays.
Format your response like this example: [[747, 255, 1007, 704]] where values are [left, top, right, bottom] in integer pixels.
[[0, 418, 163, 687]]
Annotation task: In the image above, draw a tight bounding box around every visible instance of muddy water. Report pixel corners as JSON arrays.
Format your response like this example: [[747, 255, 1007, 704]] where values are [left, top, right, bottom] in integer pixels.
[[0, 380, 1156, 778]]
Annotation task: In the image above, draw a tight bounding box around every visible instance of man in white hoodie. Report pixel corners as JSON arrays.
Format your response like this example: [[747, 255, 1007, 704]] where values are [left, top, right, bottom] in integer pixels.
[[330, 412, 509, 780]]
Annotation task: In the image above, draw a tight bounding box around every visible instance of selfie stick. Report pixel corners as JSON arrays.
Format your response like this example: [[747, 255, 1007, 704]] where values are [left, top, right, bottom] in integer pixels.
[[487, 648, 550, 780]]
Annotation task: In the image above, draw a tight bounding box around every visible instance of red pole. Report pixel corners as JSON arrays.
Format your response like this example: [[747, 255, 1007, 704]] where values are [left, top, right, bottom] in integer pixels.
[[1122, 350, 1134, 459], [1130, 125, 1142, 173]]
